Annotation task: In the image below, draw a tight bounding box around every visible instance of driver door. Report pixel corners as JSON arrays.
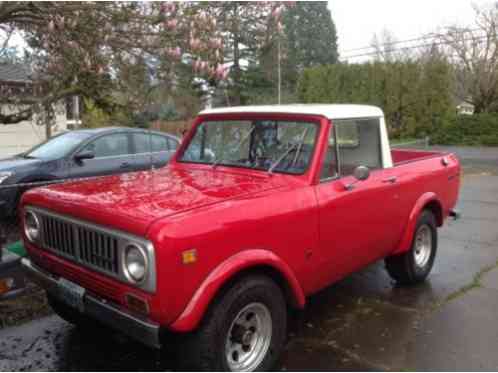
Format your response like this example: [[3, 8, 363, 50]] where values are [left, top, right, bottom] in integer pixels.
[[70, 132, 134, 178], [313, 118, 403, 289]]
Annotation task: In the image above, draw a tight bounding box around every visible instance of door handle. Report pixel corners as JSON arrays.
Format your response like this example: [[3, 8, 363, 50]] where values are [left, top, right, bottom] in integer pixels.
[[120, 162, 130, 169], [382, 176, 398, 184]]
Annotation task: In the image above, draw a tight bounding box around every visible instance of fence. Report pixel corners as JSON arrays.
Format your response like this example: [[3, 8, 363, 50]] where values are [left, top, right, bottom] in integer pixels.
[[150, 119, 193, 137]]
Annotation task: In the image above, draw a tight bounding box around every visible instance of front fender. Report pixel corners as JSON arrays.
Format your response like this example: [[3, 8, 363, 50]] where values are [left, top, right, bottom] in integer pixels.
[[392, 192, 442, 255], [169, 249, 305, 332]]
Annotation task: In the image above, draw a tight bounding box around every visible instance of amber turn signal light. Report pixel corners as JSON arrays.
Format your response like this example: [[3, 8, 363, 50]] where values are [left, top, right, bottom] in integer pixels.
[[0, 278, 14, 296], [182, 249, 198, 265]]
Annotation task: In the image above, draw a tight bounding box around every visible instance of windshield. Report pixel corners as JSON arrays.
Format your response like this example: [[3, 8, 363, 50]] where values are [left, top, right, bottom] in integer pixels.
[[179, 119, 319, 175], [25, 132, 92, 159]]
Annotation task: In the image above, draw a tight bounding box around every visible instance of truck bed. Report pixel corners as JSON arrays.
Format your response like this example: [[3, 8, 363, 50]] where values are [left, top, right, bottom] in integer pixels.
[[391, 149, 448, 166]]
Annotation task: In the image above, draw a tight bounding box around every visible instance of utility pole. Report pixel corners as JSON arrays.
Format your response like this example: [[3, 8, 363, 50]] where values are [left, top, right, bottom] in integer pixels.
[[278, 36, 281, 105]]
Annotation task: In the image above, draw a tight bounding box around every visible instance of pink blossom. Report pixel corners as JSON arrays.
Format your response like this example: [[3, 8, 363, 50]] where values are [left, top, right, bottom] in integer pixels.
[[174, 47, 182, 58], [166, 19, 178, 30], [272, 6, 283, 20], [216, 64, 224, 78], [221, 67, 230, 80]]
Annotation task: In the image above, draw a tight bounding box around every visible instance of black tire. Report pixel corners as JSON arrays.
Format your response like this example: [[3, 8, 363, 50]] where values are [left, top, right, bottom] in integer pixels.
[[178, 275, 287, 372], [47, 293, 95, 329], [385, 210, 438, 285]]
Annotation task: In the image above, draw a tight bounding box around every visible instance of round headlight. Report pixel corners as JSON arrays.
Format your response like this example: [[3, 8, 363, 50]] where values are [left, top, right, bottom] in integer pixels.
[[24, 211, 40, 243], [124, 244, 147, 283]]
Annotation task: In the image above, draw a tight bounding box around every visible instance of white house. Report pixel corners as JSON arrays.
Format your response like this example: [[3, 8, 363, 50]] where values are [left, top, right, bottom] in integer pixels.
[[456, 101, 475, 116], [0, 63, 78, 158]]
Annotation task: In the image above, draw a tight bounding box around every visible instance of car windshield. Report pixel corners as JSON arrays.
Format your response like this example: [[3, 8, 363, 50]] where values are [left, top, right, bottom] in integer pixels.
[[25, 132, 92, 159], [179, 119, 319, 175]]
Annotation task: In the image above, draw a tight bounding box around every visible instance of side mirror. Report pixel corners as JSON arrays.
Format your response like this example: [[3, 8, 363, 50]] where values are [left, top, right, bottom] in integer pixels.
[[74, 150, 95, 163], [353, 165, 370, 181], [345, 166, 370, 191]]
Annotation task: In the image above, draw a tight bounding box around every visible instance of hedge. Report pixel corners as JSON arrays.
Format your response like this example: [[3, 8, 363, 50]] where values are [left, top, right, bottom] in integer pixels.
[[431, 113, 498, 146]]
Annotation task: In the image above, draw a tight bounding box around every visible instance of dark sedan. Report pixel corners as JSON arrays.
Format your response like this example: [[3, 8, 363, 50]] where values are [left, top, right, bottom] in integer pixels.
[[0, 127, 180, 219]]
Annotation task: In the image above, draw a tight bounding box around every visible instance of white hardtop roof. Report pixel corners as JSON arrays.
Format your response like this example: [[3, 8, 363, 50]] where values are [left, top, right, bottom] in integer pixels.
[[200, 104, 384, 120]]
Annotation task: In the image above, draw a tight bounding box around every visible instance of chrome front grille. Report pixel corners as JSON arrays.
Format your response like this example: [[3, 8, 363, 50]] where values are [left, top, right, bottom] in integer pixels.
[[27, 206, 157, 293], [39, 212, 119, 276]]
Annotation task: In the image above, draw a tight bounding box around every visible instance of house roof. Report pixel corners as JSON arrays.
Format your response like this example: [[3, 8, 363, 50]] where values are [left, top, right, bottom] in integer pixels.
[[0, 63, 32, 83], [200, 104, 384, 120]]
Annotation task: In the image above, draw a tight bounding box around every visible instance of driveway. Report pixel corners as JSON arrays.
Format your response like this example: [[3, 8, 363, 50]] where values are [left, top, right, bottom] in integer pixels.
[[1, 146, 498, 371]]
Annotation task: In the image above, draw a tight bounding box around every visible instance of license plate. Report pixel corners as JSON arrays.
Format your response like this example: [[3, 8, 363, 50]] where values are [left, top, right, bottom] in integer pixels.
[[57, 278, 85, 312]]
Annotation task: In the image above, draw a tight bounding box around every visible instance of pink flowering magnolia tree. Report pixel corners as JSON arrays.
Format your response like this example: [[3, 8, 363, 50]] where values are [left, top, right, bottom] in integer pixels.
[[0, 2, 225, 129], [190, 1, 293, 105]]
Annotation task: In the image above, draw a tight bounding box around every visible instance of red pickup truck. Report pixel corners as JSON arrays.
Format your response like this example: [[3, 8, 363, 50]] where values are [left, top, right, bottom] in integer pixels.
[[21, 105, 460, 371]]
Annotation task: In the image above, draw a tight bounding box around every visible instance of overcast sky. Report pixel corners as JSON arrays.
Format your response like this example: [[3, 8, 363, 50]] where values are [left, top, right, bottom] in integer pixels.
[[328, 0, 493, 61]]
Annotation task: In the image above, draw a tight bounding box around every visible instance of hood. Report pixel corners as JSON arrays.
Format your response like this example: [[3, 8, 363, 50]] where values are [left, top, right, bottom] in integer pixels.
[[0, 156, 41, 173], [22, 166, 287, 237]]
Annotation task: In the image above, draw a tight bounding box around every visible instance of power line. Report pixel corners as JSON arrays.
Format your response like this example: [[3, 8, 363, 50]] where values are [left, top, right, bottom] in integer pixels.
[[341, 27, 483, 56], [341, 34, 489, 60]]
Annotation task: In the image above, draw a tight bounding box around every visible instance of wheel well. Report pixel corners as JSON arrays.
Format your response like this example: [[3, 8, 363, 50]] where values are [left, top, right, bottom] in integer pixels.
[[423, 200, 443, 227], [214, 265, 300, 310]]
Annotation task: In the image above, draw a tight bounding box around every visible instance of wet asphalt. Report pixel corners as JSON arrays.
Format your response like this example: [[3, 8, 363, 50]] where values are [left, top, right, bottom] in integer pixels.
[[1, 146, 498, 371]]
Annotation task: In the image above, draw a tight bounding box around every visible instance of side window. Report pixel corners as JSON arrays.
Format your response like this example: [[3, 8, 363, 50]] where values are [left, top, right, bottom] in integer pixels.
[[151, 135, 169, 152], [83, 133, 129, 158], [132, 133, 151, 154], [320, 126, 338, 181], [167, 137, 179, 151], [335, 118, 382, 176]]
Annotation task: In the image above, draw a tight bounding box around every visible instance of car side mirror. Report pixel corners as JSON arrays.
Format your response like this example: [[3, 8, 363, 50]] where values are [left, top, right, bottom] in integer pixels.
[[74, 150, 95, 163], [353, 165, 370, 181], [345, 166, 370, 191]]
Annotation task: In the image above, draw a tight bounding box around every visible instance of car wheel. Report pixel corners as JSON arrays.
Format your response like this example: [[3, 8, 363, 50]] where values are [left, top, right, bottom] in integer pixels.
[[385, 210, 438, 285], [179, 275, 287, 371]]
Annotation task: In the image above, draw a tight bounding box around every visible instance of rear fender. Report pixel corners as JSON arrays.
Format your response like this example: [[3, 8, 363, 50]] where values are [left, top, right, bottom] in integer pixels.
[[392, 192, 442, 255], [169, 249, 305, 332]]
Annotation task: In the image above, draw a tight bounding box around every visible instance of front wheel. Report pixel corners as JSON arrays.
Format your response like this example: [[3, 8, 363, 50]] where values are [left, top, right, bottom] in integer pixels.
[[179, 275, 287, 371], [385, 210, 438, 285]]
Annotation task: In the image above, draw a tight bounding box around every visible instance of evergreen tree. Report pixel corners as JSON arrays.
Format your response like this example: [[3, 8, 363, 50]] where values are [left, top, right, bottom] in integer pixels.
[[283, 2, 339, 87]]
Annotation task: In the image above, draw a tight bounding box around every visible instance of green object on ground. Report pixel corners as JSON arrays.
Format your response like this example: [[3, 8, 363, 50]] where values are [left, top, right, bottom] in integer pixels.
[[5, 241, 26, 257]]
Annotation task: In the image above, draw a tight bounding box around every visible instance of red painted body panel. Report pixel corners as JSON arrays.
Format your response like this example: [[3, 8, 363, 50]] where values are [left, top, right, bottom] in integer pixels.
[[21, 112, 460, 333], [169, 249, 306, 332]]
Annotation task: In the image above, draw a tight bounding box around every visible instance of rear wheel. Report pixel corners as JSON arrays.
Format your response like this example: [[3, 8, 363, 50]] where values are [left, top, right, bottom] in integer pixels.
[[385, 210, 438, 285], [179, 275, 287, 371]]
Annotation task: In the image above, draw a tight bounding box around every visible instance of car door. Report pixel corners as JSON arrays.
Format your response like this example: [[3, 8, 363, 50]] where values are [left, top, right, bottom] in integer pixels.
[[151, 134, 177, 168], [131, 132, 177, 171], [313, 118, 403, 288], [70, 132, 134, 178]]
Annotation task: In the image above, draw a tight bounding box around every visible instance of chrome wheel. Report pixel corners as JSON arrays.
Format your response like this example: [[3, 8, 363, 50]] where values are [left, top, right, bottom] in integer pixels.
[[225, 302, 272, 372], [414, 224, 432, 268]]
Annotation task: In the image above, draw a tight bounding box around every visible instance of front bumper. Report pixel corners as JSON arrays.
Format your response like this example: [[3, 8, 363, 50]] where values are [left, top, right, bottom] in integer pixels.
[[21, 258, 161, 349]]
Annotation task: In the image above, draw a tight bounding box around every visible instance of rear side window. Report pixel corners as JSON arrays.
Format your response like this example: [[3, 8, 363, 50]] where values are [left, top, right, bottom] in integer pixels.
[[167, 137, 179, 151], [335, 118, 382, 176], [151, 135, 169, 152], [132, 133, 175, 153], [84, 133, 130, 158], [132, 133, 151, 154]]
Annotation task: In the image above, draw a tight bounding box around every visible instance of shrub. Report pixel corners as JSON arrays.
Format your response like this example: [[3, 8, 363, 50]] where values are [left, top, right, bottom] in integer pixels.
[[431, 113, 498, 146]]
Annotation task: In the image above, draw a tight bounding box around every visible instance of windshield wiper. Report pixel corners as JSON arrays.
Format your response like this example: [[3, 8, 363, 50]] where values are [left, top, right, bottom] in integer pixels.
[[268, 128, 309, 175], [212, 124, 256, 169]]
